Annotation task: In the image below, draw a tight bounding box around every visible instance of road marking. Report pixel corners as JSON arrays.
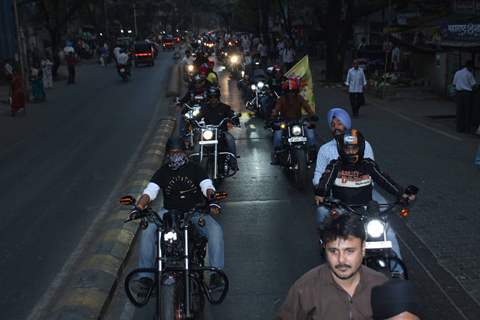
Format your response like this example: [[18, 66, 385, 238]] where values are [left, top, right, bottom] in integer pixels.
[[26, 101, 171, 320], [373, 102, 463, 141]]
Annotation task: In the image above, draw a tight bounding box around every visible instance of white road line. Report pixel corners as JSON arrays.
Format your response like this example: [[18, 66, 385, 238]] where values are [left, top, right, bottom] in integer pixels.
[[26, 101, 169, 320], [373, 103, 463, 141]]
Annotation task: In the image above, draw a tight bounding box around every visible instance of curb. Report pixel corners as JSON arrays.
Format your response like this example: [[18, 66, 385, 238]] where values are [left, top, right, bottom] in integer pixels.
[[45, 118, 176, 320], [166, 63, 182, 97]]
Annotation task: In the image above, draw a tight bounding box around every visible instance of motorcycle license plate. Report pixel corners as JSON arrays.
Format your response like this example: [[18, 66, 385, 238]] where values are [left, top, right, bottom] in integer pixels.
[[365, 241, 392, 250], [199, 140, 218, 145], [120, 68, 125, 72], [288, 136, 307, 143]]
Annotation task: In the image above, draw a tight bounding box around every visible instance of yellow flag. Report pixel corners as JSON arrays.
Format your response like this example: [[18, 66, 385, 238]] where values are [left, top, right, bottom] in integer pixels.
[[284, 55, 316, 112]]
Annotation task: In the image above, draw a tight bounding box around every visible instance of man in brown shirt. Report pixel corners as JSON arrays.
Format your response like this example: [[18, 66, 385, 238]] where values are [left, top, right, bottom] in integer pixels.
[[276, 214, 388, 320]]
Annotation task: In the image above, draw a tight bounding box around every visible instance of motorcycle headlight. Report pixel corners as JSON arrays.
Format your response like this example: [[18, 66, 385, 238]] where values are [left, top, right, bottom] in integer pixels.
[[202, 129, 214, 140], [192, 107, 201, 117], [257, 81, 265, 89], [185, 112, 193, 119], [250, 84, 257, 91], [164, 231, 178, 242], [230, 55, 239, 64], [366, 219, 385, 238], [291, 125, 302, 136], [241, 70, 245, 78], [224, 52, 228, 56], [187, 64, 194, 72]]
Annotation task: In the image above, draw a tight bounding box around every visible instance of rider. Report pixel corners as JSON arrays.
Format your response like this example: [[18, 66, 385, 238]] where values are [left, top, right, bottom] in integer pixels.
[[271, 77, 317, 163], [312, 108, 406, 274], [206, 60, 218, 85], [276, 214, 388, 319], [116, 48, 130, 75], [314, 129, 416, 274], [180, 73, 210, 104], [133, 137, 224, 291], [200, 86, 239, 170]]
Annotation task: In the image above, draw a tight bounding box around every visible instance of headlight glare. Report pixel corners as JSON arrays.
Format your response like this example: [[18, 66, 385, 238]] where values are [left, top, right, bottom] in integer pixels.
[[366, 219, 385, 238], [202, 129, 214, 140], [250, 84, 257, 91], [257, 81, 265, 89], [291, 125, 302, 136]]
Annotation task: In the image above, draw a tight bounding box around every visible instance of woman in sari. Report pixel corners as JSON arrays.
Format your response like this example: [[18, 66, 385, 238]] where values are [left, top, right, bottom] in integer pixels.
[[10, 70, 26, 117]]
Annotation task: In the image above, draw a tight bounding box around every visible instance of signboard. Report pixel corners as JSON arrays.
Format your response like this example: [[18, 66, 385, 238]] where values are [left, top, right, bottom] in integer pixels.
[[454, 0, 475, 12], [442, 23, 480, 41]]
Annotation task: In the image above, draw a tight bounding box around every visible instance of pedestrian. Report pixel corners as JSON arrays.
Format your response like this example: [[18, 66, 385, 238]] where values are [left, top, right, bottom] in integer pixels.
[[275, 214, 388, 319], [452, 60, 477, 133], [30, 63, 46, 102], [345, 60, 367, 118], [371, 280, 421, 320], [257, 41, 269, 66], [66, 52, 78, 84], [281, 42, 296, 72], [41, 56, 53, 88], [391, 45, 401, 71], [9, 68, 26, 117]]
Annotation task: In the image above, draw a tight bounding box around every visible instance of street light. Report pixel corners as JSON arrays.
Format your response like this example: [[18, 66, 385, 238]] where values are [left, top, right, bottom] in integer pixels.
[[120, 29, 124, 33]]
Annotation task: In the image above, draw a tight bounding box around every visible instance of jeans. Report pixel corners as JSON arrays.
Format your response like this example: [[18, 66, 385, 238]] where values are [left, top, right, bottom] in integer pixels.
[[456, 91, 473, 133], [315, 190, 403, 271], [223, 131, 236, 156], [138, 208, 224, 280], [273, 125, 317, 149]]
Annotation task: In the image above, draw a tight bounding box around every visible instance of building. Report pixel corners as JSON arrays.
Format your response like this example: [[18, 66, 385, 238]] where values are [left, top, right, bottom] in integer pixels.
[[0, 0, 16, 62]]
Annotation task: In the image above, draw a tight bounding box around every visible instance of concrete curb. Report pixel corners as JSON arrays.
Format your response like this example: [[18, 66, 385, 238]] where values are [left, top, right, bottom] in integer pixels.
[[46, 118, 176, 320]]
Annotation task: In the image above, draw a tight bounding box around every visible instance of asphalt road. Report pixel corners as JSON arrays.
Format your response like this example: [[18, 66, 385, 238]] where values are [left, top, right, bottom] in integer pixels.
[[104, 67, 480, 319], [0, 53, 173, 320]]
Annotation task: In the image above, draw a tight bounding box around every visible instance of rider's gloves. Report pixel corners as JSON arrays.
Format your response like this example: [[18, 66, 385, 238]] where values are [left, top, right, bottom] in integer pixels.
[[128, 207, 142, 220]]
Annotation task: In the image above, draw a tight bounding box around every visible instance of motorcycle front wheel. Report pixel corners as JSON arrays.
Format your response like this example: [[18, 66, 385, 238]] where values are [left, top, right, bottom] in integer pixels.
[[292, 148, 308, 190]]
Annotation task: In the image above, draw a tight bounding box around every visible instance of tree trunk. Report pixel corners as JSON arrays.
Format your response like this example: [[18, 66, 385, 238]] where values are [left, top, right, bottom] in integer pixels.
[[326, 0, 352, 82]]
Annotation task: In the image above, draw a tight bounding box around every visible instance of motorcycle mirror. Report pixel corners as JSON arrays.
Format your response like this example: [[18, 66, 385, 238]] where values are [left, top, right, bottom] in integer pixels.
[[120, 195, 136, 205]]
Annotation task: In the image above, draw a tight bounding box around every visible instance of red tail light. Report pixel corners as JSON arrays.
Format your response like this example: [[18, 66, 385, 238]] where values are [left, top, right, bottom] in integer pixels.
[[136, 53, 151, 57]]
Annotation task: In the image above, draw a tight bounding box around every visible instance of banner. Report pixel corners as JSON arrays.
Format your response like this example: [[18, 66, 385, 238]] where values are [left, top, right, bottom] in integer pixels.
[[284, 55, 316, 112]]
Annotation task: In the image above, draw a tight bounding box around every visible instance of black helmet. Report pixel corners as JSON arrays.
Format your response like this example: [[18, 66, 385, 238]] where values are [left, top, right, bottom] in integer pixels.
[[166, 137, 186, 152], [207, 86, 221, 98], [336, 129, 365, 164]]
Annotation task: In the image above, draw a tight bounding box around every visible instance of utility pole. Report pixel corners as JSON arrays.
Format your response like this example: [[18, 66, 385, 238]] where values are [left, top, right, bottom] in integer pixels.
[[133, 2, 138, 39]]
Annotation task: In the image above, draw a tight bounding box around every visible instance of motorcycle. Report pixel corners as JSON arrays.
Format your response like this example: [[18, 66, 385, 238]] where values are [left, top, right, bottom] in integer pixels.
[[320, 185, 419, 279], [181, 102, 203, 149], [118, 64, 130, 81], [246, 80, 279, 120], [189, 116, 240, 181], [226, 53, 242, 79], [121, 193, 229, 320], [269, 116, 318, 189]]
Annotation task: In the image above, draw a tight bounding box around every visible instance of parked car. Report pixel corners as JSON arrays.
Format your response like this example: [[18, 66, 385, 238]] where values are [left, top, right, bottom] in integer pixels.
[[133, 42, 155, 67]]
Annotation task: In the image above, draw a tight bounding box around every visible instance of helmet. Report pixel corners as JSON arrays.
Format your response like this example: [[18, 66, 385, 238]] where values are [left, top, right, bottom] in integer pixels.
[[199, 64, 209, 75], [336, 129, 365, 164], [207, 60, 214, 69], [166, 137, 186, 152], [207, 86, 221, 98], [282, 77, 301, 91]]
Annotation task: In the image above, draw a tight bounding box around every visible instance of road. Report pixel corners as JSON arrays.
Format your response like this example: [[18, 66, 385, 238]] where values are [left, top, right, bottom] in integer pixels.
[[0, 53, 174, 320], [104, 65, 480, 319]]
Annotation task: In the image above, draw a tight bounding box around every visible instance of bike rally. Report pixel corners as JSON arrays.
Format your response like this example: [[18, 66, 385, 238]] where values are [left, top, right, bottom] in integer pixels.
[[116, 30, 419, 320], [3, 1, 480, 320]]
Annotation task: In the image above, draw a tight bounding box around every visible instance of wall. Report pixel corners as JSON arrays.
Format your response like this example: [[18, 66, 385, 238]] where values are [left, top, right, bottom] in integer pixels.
[[0, 0, 16, 61], [411, 51, 448, 95]]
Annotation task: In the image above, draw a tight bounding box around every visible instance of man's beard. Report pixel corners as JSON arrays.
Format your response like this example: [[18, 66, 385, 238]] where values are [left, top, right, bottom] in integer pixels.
[[330, 263, 361, 280], [332, 129, 344, 137]]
